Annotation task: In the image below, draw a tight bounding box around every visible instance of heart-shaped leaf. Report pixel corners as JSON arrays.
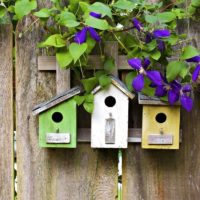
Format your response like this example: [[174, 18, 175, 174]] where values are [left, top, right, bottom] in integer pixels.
[[69, 43, 88, 63]]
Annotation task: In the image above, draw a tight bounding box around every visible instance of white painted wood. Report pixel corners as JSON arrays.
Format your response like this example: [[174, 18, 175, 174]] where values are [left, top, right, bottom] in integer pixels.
[[91, 84, 129, 148], [46, 133, 70, 144]]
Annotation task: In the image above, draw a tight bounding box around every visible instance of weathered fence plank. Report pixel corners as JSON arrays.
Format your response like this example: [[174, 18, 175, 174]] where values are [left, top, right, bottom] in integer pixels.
[[0, 24, 14, 200], [122, 17, 200, 200], [16, 12, 118, 200]]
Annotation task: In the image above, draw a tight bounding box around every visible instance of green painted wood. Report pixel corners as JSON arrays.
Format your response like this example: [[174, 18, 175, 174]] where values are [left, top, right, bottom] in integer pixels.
[[39, 99, 77, 148]]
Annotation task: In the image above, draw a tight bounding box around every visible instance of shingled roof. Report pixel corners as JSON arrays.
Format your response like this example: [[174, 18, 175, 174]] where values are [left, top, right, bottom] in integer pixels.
[[32, 86, 83, 115], [92, 76, 135, 99]]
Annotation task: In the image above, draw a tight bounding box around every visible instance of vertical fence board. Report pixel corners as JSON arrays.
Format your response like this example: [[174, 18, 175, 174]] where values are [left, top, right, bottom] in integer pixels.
[[0, 24, 14, 200], [16, 14, 118, 200], [122, 17, 200, 200]]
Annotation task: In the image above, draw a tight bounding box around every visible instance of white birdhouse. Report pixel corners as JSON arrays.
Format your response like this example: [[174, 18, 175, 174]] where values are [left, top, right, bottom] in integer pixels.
[[91, 76, 135, 148]]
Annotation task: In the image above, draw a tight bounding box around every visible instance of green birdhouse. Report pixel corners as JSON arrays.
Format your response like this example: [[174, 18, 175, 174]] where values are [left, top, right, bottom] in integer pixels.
[[32, 86, 82, 148]]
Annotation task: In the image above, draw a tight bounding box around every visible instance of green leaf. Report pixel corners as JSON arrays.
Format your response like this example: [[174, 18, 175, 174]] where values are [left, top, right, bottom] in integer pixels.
[[57, 11, 80, 27], [151, 50, 161, 60], [34, 8, 50, 18], [85, 94, 94, 103], [85, 16, 109, 30], [145, 40, 157, 51], [79, 2, 90, 12], [41, 34, 66, 48], [188, 5, 196, 15], [191, 0, 200, 7], [156, 12, 176, 23], [113, 0, 136, 10], [83, 102, 94, 113], [145, 15, 158, 24], [103, 57, 115, 73], [89, 2, 112, 18], [56, 50, 73, 68], [142, 77, 155, 97], [181, 46, 200, 60], [125, 72, 137, 92], [69, 0, 79, 12], [86, 37, 96, 54], [81, 77, 98, 93], [74, 95, 85, 106], [69, 43, 88, 63], [166, 61, 188, 82], [99, 75, 111, 88], [0, 5, 6, 18], [15, 0, 37, 20]]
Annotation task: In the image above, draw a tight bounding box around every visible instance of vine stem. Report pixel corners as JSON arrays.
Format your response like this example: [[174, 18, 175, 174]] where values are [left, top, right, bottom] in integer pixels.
[[113, 33, 129, 53], [79, 59, 85, 79], [19, 18, 39, 38]]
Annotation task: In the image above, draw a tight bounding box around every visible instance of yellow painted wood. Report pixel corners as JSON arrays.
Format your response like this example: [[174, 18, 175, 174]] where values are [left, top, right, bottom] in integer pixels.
[[142, 105, 180, 149]]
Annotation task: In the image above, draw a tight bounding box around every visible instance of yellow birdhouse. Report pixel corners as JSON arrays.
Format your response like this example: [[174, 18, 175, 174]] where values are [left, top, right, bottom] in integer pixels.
[[139, 94, 180, 150]]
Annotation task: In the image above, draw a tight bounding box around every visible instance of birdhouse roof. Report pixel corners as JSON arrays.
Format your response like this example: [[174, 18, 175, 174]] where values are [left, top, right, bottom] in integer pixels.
[[32, 86, 83, 115], [92, 76, 135, 99], [138, 93, 180, 105]]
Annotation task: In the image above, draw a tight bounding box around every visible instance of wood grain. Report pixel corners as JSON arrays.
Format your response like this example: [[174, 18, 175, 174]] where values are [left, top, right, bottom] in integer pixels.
[[16, 8, 118, 200], [38, 55, 131, 71], [0, 24, 14, 200], [122, 11, 200, 200]]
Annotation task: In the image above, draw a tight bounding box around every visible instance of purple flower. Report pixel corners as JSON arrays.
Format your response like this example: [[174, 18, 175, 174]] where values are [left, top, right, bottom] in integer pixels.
[[89, 12, 102, 19], [87, 27, 101, 42], [132, 18, 143, 31], [157, 40, 165, 52], [153, 29, 171, 38], [153, 78, 193, 111], [185, 56, 200, 82], [145, 32, 153, 44], [186, 55, 200, 63], [180, 84, 193, 112], [128, 57, 162, 91], [145, 29, 170, 54], [74, 27, 101, 44], [192, 64, 200, 81], [74, 27, 88, 44]]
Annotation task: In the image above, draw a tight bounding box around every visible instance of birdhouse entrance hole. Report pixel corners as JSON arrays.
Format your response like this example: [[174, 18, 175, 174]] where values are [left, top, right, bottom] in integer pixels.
[[52, 112, 63, 123], [155, 113, 167, 123], [105, 96, 116, 107]]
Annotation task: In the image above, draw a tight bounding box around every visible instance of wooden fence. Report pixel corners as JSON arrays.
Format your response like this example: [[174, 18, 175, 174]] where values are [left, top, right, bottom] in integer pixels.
[[1, 2, 200, 200]]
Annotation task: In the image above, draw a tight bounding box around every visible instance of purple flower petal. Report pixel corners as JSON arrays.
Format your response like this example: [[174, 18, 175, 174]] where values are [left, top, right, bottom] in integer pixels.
[[128, 58, 142, 70], [186, 55, 200, 63], [74, 27, 87, 44], [182, 84, 192, 93], [143, 58, 151, 69], [132, 74, 144, 91], [89, 12, 102, 19], [146, 71, 163, 86], [145, 32, 153, 43], [157, 40, 165, 52], [192, 65, 200, 81], [153, 29, 170, 38], [168, 90, 179, 105], [170, 80, 182, 92], [180, 95, 193, 112], [88, 27, 101, 42], [132, 18, 142, 31], [155, 85, 167, 97]]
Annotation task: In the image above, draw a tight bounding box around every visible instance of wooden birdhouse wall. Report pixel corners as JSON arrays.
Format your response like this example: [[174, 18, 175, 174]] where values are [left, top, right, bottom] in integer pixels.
[[91, 84, 129, 148], [39, 99, 77, 148], [142, 105, 180, 149]]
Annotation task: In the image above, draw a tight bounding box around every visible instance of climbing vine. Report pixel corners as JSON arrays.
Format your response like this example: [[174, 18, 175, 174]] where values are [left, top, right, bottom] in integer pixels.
[[1, 0, 200, 112]]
